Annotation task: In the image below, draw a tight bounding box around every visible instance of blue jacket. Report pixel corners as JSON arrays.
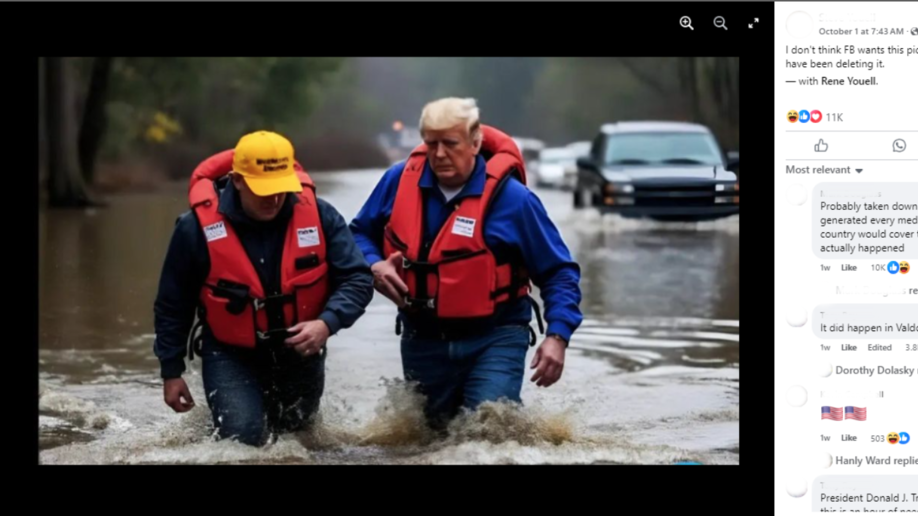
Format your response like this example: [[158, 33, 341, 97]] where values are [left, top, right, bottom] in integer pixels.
[[349, 155, 582, 341], [153, 179, 374, 379]]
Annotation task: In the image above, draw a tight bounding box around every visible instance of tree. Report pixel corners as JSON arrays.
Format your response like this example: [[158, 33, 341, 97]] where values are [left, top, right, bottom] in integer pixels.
[[694, 57, 739, 149], [78, 57, 114, 185], [44, 57, 92, 208], [454, 57, 545, 135], [616, 57, 739, 149], [677, 57, 700, 123], [525, 58, 674, 144]]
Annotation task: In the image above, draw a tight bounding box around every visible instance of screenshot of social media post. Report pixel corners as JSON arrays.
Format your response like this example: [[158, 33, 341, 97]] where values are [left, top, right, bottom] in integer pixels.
[[35, 3, 769, 468], [776, 1, 918, 513]]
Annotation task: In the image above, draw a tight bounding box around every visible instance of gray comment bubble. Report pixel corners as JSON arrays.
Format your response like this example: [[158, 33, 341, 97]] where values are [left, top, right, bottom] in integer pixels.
[[813, 475, 918, 511], [813, 182, 918, 259], [812, 304, 918, 339]]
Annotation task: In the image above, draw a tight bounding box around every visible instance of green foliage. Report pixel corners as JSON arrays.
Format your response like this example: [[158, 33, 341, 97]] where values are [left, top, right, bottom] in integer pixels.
[[84, 58, 345, 159], [70, 57, 738, 173]]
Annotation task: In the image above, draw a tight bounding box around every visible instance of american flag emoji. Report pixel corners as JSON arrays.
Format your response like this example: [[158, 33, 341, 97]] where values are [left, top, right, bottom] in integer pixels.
[[822, 406, 843, 421], [845, 406, 866, 421]]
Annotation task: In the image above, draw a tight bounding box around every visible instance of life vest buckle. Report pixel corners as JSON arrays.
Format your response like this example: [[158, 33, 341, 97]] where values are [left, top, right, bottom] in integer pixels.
[[402, 257, 438, 272], [405, 297, 436, 310], [254, 293, 295, 313], [257, 328, 291, 345]]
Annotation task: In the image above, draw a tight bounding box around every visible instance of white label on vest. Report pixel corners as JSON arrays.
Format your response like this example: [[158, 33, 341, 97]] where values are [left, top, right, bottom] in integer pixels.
[[451, 216, 476, 238], [298, 227, 320, 247], [204, 221, 227, 242]]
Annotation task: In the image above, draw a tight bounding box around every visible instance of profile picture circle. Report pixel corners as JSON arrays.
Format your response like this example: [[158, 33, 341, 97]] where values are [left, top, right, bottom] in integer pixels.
[[786, 307, 807, 327], [787, 385, 808, 407], [787, 477, 808, 497], [787, 184, 806, 205], [787, 11, 814, 38]]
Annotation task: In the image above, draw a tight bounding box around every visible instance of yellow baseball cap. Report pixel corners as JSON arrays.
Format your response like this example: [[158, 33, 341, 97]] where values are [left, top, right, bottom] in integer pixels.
[[232, 131, 303, 196]]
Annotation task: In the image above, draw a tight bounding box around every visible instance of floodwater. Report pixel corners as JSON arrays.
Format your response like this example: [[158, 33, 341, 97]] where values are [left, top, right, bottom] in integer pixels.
[[39, 169, 738, 464]]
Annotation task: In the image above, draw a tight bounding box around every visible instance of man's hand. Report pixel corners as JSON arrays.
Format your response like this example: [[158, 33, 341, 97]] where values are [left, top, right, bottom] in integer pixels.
[[530, 336, 566, 387], [285, 320, 331, 357], [164, 378, 195, 412], [371, 252, 408, 308]]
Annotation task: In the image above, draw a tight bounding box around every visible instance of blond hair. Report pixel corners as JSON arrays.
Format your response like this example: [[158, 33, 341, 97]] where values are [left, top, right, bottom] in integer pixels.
[[419, 97, 481, 143]]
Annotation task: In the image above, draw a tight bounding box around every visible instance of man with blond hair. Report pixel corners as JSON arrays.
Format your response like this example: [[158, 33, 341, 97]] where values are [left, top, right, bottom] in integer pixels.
[[350, 98, 582, 430]]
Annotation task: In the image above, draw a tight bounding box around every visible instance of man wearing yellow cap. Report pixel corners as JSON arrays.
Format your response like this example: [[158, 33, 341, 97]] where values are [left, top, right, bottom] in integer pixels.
[[153, 131, 374, 446]]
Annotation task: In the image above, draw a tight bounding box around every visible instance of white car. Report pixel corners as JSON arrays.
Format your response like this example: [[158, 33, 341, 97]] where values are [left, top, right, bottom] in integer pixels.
[[563, 141, 592, 189], [512, 137, 545, 181], [536, 147, 577, 189], [566, 141, 591, 155]]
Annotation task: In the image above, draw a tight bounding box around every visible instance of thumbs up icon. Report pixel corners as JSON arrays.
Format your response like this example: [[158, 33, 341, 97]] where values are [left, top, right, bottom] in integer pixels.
[[814, 139, 828, 152]]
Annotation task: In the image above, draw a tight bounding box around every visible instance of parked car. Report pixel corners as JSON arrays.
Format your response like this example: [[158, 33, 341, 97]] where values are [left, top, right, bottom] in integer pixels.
[[512, 137, 545, 178], [573, 121, 739, 221], [535, 147, 578, 189], [726, 151, 739, 177], [563, 141, 592, 190]]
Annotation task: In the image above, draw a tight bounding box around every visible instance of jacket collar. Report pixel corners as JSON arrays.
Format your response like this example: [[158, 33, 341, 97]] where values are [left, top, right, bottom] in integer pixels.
[[417, 154, 486, 202], [217, 178, 298, 228]]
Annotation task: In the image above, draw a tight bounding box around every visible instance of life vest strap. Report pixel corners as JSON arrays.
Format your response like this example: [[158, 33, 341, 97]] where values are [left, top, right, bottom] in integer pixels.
[[529, 295, 545, 336], [404, 296, 436, 311], [256, 328, 293, 345], [401, 256, 437, 272], [188, 316, 205, 361], [253, 293, 296, 312], [206, 280, 251, 315], [403, 249, 489, 271], [490, 283, 530, 300]]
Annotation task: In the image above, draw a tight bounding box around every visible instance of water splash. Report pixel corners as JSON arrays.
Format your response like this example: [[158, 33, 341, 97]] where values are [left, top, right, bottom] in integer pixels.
[[40, 382, 112, 430], [40, 376, 735, 465], [445, 401, 578, 446], [352, 378, 434, 447]]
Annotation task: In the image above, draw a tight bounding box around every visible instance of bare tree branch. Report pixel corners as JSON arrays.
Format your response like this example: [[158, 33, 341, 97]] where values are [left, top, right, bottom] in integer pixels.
[[616, 58, 671, 96]]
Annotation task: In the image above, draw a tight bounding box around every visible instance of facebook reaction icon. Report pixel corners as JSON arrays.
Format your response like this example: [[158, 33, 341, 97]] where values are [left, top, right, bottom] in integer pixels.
[[900, 432, 911, 445], [799, 110, 811, 123], [888, 261, 900, 274]]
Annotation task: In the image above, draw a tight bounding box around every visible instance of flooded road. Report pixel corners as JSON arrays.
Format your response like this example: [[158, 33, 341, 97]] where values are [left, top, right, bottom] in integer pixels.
[[39, 169, 739, 464]]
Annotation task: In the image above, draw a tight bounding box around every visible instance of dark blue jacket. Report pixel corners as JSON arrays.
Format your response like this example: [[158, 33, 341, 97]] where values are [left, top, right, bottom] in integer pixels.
[[349, 155, 582, 341], [153, 179, 374, 379]]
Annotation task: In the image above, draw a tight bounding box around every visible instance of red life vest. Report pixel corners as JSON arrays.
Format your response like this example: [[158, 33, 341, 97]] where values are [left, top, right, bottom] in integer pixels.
[[382, 125, 531, 319], [188, 150, 330, 348]]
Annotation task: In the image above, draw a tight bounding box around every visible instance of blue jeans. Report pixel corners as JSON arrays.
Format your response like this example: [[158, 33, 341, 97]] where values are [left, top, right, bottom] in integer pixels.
[[200, 339, 325, 446], [400, 324, 531, 430]]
